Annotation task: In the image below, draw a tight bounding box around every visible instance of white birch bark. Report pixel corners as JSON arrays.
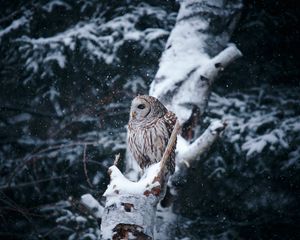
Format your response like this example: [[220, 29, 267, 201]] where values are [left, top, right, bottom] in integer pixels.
[[100, 0, 242, 239]]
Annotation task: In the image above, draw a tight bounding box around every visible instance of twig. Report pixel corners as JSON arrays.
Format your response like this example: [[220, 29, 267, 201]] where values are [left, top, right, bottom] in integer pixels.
[[8, 140, 99, 186], [0, 105, 62, 119], [157, 120, 181, 181], [0, 175, 69, 190], [114, 153, 121, 166], [0, 192, 41, 236], [82, 144, 93, 188]]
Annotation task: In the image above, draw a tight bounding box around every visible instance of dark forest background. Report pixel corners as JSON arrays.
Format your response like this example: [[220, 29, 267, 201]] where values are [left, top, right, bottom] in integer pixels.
[[0, 0, 299, 239]]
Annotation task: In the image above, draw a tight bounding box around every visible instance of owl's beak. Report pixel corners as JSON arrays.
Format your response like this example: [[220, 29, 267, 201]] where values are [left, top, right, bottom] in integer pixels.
[[131, 111, 136, 119]]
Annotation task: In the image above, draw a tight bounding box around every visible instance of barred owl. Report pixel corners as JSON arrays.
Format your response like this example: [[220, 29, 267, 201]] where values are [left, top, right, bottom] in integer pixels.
[[127, 95, 177, 174]]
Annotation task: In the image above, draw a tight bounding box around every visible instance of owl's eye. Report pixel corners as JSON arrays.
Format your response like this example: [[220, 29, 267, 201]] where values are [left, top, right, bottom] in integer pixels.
[[137, 104, 145, 109]]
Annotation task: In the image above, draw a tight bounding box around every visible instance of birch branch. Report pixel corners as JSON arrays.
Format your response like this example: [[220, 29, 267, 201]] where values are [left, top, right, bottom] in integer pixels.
[[100, 164, 163, 239], [176, 120, 226, 170], [202, 45, 242, 81]]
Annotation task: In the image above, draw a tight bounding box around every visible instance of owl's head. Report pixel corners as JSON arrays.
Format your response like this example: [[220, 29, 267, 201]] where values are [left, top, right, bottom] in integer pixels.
[[129, 95, 167, 122]]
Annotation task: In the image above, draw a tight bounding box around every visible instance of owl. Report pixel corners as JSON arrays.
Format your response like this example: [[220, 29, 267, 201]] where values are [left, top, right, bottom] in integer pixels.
[[127, 95, 177, 174]]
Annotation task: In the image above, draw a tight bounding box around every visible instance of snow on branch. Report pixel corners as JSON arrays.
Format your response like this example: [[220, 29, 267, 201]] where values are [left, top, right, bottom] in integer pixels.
[[201, 45, 242, 85], [101, 162, 161, 239], [80, 194, 104, 220], [176, 120, 226, 169]]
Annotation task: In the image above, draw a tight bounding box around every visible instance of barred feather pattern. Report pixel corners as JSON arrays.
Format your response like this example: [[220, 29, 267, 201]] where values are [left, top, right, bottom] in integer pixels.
[[127, 95, 177, 174]]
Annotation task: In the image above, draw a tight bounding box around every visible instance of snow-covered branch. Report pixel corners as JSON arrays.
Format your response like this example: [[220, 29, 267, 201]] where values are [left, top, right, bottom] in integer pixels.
[[176, 120, 226, 169], [202, 45, 242, 81], [80, 194, 104, 221]]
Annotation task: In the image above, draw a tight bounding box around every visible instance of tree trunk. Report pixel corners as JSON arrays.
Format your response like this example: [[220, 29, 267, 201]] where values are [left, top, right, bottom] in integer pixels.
[[100, 0, 242, 239]]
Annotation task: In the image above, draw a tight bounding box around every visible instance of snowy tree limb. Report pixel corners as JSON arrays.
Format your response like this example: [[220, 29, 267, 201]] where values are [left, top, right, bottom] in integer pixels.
[[101, 164, 160, 239], [100, 170, 161, 239], [171, 120, 227, 186], [176, 120, 226, 169]]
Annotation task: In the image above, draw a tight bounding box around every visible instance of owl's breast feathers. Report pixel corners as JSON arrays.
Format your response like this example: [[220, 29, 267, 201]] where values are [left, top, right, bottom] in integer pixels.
[[127, 111, 177, 173]]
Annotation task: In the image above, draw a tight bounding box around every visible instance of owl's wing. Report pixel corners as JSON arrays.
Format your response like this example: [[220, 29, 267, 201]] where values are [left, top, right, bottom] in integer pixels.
[[163, 111, 177, 135]]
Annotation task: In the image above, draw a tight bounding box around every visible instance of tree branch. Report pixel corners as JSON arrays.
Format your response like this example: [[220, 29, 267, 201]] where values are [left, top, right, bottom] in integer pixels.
[[0, 105, 62, 119], [177, 120, 226, 169], [157, 120, 181, 183], [80, 194, 104, 220], [0, 175, 69, 190], [82, 144, 93, 188]]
